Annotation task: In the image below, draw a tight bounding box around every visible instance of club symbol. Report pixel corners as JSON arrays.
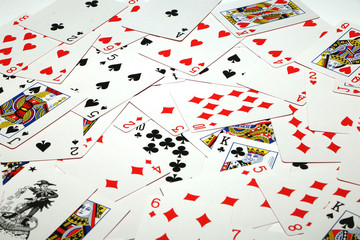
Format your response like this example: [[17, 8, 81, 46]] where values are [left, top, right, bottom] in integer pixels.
[[85, 0, 98, 7], [134, 132, 142, 138], [143, 143, 159, 154], [146, 129, 162, 141], [2, 74, 16, 80], [165, 9, 178, 17], [50, 23, 64, 31], [169, 160, 186, 172], [175, 134, 188, 144], [292, 162, 308, 170], [231, 147, 245, 158], [166, 174, 183, 183], [172, 146, 189, 158], [159, 137, 175, 149], [218, 147, 225, 152]]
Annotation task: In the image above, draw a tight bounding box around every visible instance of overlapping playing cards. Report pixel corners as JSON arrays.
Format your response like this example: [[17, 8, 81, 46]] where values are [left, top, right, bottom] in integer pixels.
[[0, 0, 359, 239]]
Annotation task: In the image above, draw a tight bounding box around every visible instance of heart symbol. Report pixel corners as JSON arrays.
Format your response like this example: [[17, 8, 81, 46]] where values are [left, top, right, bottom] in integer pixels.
[[237, 22, 250, 28], [310, 80, 317, 85], [0, 47, 12, 55], [253, 39, 266, 45], [337, 28, 343, 33], [197, 23, 209, 30], [249, 29, 256, 32], [158, 49, 171, 57], [40, 66, 53, 75], [98, 37, 112, 44], [23, 43, 36, 51], [131, 5, 140, 12], [179, 58, 192, 66], [13, 21, 19, 25], [115, 42, 121, 46], [218, 30, 230, 38], [57, 50, 69, 58], [3, 35, 16, 43], [354, 89, 360, 94], [285, 57, 292, 61], [357, 126, 360, 132], [268, 50, 282, 57], [17, 63, 23, 67], [198, 62, 205, 67], [108, 16, 122, 22], [0, 58, 11, 66], [341, 116, 353, 126], [60, 69, 66, 73], [339, 66, 351, 75], [23, 33, 37, 40], [124, 28, 133, 32], [287, 66, 300, 74], [275, 0, 287, 3], [349, 30, 360, 38], [22, 66, 28, 71], [319, 31, 328, 38], [190, 39, 203, 47], [303, 20, 317, 27]]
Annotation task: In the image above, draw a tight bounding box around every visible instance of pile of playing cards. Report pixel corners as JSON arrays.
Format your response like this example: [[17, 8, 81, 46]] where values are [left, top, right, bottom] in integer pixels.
[[1, 0, 360, 239]]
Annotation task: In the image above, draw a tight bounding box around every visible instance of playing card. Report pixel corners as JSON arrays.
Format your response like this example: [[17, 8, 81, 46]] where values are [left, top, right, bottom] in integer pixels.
[[297, 21, 360, 83], [0, 14, 59, 75], [306, 70, 360, 133], [0, 168, 96, 240], [130, 83, 189, 136], [212, 0, 318, 38], [113, 102, 150, 133], [0, 111, 83, 162], [0, 81, 84, 148], [271, 103, 356, 162], [337, 134, 360, 185], [20, 0, 127, 44], [235, 47, 307, 105], [333, 80, 360, 97], [171, 81, 291, 132], [241, 18, 331, 67], [122, 0, 221, 41], [92, 1, 147, 53], [15, 32, 99, 83], [138, 14, 239, 76]]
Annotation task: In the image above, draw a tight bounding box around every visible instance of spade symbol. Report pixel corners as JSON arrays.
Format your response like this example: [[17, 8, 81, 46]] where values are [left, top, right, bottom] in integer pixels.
[[165, 9, 178, 17], [101, 106, 107, 110], [72, 140, 79, 145], [22, 131, 28, 136], [36, 140, 51, 152], [199, 67, 209, 75], [85, 99, 99, 107], [140, 38, 153, 46], [120, 45, 128, 50], [227, 54, 241, 63], [128, 73, 141, 81], [108, 63, 122, 71], [19, 84, 25, 88], [339, 216, 355, 229], [28, 86, 41, 94], [0, 87, 3, 94], [156, 68, 166, 74], [223, 69, 236, 79], [85, 0, 98, 7], [326, 213, 334, 219], [78, 58, 88, 66], [99, 61, 106, 65], [6, 126, 19, 134], [182, 28, 188, 32], [95, 81, 110, 90]]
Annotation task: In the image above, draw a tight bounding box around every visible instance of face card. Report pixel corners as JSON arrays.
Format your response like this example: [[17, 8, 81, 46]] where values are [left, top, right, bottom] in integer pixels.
[[297, 21, 360, 83], [212, 0, 318, 38], [333, 80, 360, 97], [130, 83, 189, 136], [234, 47, 307, 105], [171, 81, 291, 132], [0, 168, 96, 240], [0, 14, 59, 75], [305, 70, 360, 134], [0, 111, 83, 162], [271, 103, 356, 163], [15, 32, 99, 83], [241, 18, 331, 67], [20, 0, 127, 44], [0, 81, 84, 148], [122, 0, 221, 41], [138, 14, 240, 76]]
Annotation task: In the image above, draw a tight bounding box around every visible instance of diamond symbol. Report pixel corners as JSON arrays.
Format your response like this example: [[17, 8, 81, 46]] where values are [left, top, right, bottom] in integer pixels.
[[260, 200, 271, 208], [209, 122, 217, 126], [105, 179, 118, 189], [296, 143, 310, 154], [257, 101, 273, 109], [203, 103, 218, 110], [184, 193, 200, 201], [196, 213, 211, 227], [293, 130, 306, 140], [197, 112, 213, 120], [161, 107, 174, 114], [290, 208, 309, 219], [277, 187, 295, 197], [247, 178, 259, 188], [228, 90, 243, 97], [86, 137, 92, 142], [241, 170, 250, 175], [149, 211, 156, 217], [189, 96, 204, 104], [131, 166, 144, 175], [322, 132, 337, 140], [247, 89, 259, 94], [305, 126, 315, 134], [97, 135, 104, 143], [327, 142, 341, 153], [156, 233, 170, 240], [136, 117, 143, 121], [310, 180, 327, 191], [238, 105, 253, 113], [333, 188, 351, 198], [145, 160, 152, 164], [163, 208, 179, 222], [300, 194, 318, 204], [243, 96, 258, 103], [217, 109, 233, 116], [221, 196, 239, 207], [289, 104, 299, 114], [208, 93, 224, 101], [288, 117, 302, 128]]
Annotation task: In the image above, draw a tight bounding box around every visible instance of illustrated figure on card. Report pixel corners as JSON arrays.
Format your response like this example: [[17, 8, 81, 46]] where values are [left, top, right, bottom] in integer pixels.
[[323, 211, 360, 240], [47, 199, 110, 239], [1, 162, 29, 184], [0, 180, 58, 232]]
